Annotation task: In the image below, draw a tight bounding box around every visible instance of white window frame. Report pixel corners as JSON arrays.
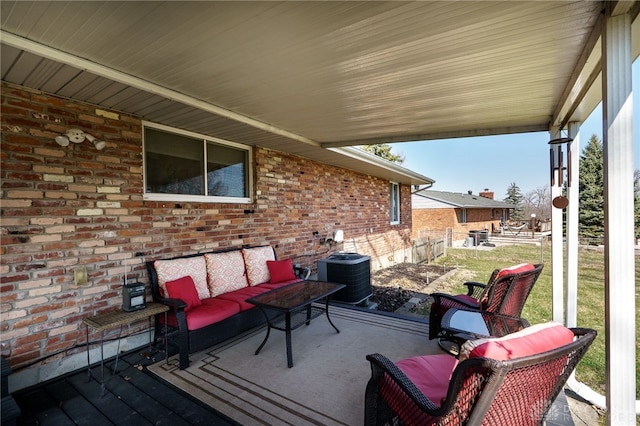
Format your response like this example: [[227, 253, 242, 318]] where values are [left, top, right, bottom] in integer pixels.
[[461, 208, 468, 224], [390, 182, 400, 225], [142, 122, 252, 204]]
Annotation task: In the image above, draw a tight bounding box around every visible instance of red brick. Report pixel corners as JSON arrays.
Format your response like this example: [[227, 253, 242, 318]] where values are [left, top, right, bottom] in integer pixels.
[[14, 315, 48, 329], [1, 83, 415, 371]]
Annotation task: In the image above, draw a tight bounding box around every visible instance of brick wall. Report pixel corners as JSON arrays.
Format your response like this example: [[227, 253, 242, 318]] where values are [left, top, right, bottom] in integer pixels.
[[0, 83, 412, 372]]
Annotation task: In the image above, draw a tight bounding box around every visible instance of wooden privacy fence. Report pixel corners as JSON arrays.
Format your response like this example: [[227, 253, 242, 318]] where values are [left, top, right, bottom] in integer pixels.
[[413, 237, 445, 263]]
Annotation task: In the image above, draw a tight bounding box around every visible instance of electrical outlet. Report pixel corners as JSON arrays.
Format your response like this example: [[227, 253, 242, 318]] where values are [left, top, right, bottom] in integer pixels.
[[74, 267, 88, 286]]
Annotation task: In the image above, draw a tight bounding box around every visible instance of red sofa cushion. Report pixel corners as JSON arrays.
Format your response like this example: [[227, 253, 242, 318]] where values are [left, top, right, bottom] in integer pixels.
[[259, 279, 301, 290], [267, 259, 297, 283], [165, 276, 202, 311], [160, 297, 241, 330], [217, 286, 271, 311], [459, 322, 575, 361], [184, 298, 241, 331]]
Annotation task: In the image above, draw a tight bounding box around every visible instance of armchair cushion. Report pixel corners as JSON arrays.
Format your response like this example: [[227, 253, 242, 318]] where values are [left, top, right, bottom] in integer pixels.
[[267, 259, 297, 283], [454, 263, 535, 307], [451, 294, 478, 306], [477, 262, 535, 306], [460, 321, 575, 361], [494, 262, 535, 280], [396, 354, 458, 406], [165, 276, 201, 311]]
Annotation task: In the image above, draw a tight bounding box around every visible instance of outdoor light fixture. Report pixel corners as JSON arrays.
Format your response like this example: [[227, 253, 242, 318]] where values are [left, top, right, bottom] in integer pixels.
[[54, 128, 106, 150]]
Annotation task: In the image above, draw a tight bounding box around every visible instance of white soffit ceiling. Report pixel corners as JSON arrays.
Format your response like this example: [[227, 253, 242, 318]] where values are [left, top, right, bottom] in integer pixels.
[[1, 1, 632, 184]]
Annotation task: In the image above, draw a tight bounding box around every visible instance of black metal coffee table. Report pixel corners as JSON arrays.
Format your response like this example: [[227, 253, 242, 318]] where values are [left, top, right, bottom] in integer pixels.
[[246, 280, 345, 367], [438, 308, 530, 356]]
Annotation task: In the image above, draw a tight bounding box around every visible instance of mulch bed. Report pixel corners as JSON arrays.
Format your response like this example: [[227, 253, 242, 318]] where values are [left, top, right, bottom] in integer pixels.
[[369, 263, 456, 312]]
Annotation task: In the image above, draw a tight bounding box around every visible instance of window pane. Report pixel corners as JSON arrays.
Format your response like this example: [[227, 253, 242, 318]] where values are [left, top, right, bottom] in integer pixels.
[[145, 128, 204, 195], [390, 182, 400, 223], [207, 142, 248, 197]]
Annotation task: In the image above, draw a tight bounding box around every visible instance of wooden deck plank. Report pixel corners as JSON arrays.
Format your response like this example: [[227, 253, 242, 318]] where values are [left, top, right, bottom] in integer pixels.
[[13, 348, 237, 426], [43, 380, 114, 426], [66, 372, 152, 426], [117, 354, 234, 425], [15, 386, 76, 426], [95, 363, 192, 426]]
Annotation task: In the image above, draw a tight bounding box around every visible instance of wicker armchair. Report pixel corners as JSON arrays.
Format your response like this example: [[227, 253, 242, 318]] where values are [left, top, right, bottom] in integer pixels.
[[429, 263, 543, 340], [365, 324, 596, 426]]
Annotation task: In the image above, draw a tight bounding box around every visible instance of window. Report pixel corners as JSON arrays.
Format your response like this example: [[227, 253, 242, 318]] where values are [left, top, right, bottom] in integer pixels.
[[143, 124, 251, 203], [390, 182, 400, 224], [461, 208, 467, 223]]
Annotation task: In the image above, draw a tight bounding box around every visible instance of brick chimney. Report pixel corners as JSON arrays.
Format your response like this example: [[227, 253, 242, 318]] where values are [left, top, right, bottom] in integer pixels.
[[479, 189, 494, 199]]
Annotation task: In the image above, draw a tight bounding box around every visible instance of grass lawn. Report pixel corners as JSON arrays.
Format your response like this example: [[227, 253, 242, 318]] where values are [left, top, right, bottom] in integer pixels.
[[427, 242, 639, 400]]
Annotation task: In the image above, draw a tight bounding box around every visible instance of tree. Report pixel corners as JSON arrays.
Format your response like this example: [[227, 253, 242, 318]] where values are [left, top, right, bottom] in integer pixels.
[[360, 144, 405, 164], [523, 185, 551, 220], [578, 134, 604, 242], [504, 182, 525, 221]]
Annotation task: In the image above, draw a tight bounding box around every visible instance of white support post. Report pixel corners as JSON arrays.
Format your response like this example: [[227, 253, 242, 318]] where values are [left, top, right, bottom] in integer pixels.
[[602, 6, 636, 424], [565, 123, 580, 328], [549, 126, 564, 324]]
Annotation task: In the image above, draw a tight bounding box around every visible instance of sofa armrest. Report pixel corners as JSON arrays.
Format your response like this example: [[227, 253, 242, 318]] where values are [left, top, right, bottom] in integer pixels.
[[294, 266, 311, 280], [160, 296, 188, 311]]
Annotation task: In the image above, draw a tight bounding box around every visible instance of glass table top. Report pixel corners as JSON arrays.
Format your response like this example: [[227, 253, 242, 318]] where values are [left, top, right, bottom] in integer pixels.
[[246, 280, 345, 311]]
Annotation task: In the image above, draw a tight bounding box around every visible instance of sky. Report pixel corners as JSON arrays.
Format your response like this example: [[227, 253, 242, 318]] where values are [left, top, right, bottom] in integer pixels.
[[391, 60, 640, 199]]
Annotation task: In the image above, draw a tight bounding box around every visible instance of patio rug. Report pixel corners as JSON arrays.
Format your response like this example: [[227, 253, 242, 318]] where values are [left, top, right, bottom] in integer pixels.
[[147, 306, 441, 426]]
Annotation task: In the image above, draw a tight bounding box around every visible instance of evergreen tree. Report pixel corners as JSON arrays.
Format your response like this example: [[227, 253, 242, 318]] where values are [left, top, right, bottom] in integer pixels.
[[578, 134, 604, 242], [360, 144, 405, 164], [504, 182, 524, 221]]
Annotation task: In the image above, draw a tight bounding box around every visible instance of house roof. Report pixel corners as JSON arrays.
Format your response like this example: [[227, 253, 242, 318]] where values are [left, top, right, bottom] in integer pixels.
[[1, 1, 627, 186], [412, 189, 515, 209]]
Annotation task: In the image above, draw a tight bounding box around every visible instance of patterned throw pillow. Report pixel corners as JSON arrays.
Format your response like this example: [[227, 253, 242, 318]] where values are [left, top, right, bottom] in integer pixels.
[[204, 251, 248, 296], [242, 246, 275, 286], [154, 256, 210, 300]]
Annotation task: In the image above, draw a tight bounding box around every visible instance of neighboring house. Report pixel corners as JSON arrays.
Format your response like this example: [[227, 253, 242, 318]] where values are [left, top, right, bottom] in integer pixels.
[[412, 189, 515, 243]]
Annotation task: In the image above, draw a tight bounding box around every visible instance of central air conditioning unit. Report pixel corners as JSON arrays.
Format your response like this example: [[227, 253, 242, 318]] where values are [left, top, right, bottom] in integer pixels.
[[317, 253, 372, 304]]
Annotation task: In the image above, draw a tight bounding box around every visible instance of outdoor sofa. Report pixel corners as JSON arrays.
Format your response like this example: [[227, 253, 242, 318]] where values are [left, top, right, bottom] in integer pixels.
[[146, 245, 308, 369]]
